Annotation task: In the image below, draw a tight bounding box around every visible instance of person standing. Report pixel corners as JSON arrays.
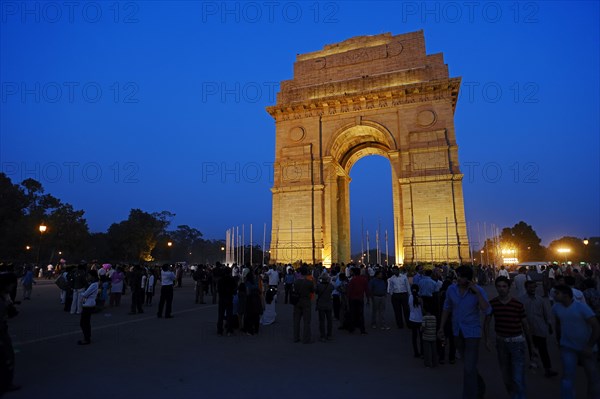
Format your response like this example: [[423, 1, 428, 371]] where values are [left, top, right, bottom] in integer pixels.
[[70, 263, 88, 315], [283, 268, 295, 305], [266, 265, 280, 292], [409, 284, 424, 358], [243, 270, 262, 335], [157, 264, 175, 319], [438, 275, 457, 365], [145, 268, 156, 306], [175, 265, 183, 288], [438, 265, 491, 399], [217, 268, 237, 335], [552, 285, 600, 399], [387, 266, 411, 329], [0, 272, 20, 393], [20, 267, 35, 300], [347, 267, 369, 334], [498, 266, 510, 279], [78, 270, 99, 345], [369, 270, 390, 330], [418, 269, 439, 315], [193, 265, 207, 304], [336, 273, 350, 330], [520, 280, 558, 377], [484, 276, 530, 399], [128, 265, 144, 315], [541, 266, 551, 298], [293, 266, 315, 343], [513, 267, 530, 298], [109, 266, 125, 307], [422, 305, 438, 368], [316, 273, 334, 342]]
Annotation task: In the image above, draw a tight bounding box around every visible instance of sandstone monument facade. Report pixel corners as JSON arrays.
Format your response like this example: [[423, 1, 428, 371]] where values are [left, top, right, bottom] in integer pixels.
[[267, 31, 469, 266]]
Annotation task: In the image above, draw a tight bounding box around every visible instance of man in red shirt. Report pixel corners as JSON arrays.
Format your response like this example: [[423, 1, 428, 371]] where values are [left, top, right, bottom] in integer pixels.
[[484, 276, 532, 399], [347, 267, 369, 334]]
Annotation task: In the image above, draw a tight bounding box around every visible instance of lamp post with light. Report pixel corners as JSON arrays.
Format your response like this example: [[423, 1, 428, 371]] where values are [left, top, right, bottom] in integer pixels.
[[167, 241, 173, 263], [36, 224, 47, 266], [583, 239, 589, 262]]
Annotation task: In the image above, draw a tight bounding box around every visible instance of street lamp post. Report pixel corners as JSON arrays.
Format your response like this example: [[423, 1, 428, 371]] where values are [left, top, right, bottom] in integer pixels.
[[36, 224, 47, 266]]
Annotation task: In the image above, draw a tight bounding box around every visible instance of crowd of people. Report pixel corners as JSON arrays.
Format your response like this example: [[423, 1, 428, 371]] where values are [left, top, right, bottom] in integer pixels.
[[1, 260, 600, 398]]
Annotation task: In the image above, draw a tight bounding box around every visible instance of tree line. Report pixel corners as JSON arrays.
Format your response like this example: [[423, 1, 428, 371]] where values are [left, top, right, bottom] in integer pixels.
[[0, 173, 233, 265]]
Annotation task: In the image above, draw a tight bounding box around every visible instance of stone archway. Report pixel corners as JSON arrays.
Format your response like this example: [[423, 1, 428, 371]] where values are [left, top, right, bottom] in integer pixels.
[[267, 31, 470, 265]]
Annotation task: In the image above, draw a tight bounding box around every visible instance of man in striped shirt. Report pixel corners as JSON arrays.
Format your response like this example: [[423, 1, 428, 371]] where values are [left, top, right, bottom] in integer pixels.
[[484, 276, 531, 399]]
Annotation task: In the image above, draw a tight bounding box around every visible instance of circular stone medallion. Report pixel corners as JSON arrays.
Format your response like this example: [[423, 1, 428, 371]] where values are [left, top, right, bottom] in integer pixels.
[[417, 110, 436, 127], [289, 126, 305, 142]]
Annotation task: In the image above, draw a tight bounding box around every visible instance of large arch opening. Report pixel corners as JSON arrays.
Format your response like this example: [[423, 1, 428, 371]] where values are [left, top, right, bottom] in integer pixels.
[[324, 123, 402, 266], [349, 154, 395, 265]]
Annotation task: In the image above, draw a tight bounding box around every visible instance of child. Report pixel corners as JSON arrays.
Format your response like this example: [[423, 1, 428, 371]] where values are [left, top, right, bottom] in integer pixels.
[[421, 304, 438, 368], [260, 287, 277, 325]]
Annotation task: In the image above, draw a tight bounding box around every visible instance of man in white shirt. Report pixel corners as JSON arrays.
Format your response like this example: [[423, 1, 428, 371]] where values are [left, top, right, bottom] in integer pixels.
[[157, 264, 176, 319], [498, 265, 510, 279], [387, 266, 411, 329], [513, 266, 531, 298], [266, 265, 279, 289]]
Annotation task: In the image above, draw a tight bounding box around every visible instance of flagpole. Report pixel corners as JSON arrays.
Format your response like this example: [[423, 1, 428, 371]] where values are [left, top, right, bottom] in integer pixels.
[[468, 222, 473, 265], [429, 215, 434, 262], [446, 217, 449, 264], [262, 222, 266, 266], [361, 218, 364, 265], [396, 216, 400, 265], [385, 229, 389, 266], [484, 222, 489, 266], [379, 220, 381, 265], [376, 229, 380, 265], [226, 229, 230, 265], [250, 223, 253, 266], [366, 230, 370, 264], [411, 217, 417, 265]]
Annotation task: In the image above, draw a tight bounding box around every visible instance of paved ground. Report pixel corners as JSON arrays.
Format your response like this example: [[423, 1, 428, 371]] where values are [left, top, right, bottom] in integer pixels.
[[5, 276, 588, 399]]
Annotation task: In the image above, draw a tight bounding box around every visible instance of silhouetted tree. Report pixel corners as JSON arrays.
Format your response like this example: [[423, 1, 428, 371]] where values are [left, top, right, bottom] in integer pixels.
[[107, 209, 173, 262]]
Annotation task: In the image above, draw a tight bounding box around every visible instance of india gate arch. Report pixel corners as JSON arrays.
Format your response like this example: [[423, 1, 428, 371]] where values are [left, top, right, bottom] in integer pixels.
[[266, 31, 470, 266]]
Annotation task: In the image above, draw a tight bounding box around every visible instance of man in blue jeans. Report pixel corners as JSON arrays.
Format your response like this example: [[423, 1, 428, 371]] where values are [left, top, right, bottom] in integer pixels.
[[438, 265, 491, 399], [552, 285, 600, 399], [484, 276, 531, 399]]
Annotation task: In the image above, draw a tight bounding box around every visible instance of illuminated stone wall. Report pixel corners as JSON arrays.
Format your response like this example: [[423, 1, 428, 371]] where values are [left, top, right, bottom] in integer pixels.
[[267, 31, 470, 265]]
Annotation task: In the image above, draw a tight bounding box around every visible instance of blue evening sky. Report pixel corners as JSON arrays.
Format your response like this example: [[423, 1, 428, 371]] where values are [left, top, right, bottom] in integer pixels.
[[1, 1, 598, 254]]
